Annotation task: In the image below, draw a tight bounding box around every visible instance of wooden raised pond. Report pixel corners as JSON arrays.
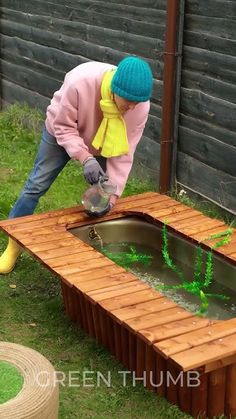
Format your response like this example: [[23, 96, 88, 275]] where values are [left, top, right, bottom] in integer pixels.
[[1, 192, 236, 418]]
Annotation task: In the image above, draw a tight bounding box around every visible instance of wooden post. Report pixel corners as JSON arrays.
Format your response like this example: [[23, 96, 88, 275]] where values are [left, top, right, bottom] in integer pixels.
[[129, 332, 136, 372], [91, 304, 101, 343], [136, 337, 146, 378], [121, 327, 129, 368], [145, 345, 156, 391], [114, 322, 122, 363], [177, 371, 191, 415], [155, 352, 166, 397], [106, 315, 116, 355], [166, 360, 179, 406], [191, 371, 208, 418], [207, 367, 226, 418], [225, 363, 236, 417], [84, 298, 96, 338]]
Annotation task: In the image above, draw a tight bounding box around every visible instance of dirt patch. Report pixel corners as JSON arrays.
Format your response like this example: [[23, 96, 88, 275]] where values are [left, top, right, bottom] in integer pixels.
[[0, 168, 14, 180]]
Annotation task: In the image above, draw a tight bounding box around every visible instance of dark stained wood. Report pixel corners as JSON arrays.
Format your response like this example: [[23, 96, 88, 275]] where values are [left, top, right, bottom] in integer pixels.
[[177, 371, 191, 415], [145, 345, 156, 390], [225, 363, 236, 417], [177, 148, 236, 213], [207, 368, 226, 418], [191, 371, 208, 418]]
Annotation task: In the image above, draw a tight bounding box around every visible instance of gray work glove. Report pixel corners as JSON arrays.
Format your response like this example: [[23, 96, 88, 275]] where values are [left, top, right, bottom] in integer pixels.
[[83, 157, 105, 184]]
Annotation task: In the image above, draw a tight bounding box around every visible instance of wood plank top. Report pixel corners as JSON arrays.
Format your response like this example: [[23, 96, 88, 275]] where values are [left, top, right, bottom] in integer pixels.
[[153, 318, 236, 362], [0, 191, 235, 371]]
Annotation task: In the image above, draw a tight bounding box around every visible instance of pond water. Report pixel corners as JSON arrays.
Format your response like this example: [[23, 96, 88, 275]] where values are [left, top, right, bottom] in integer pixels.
[[69, 216, 236, 320], [99, 241, 236, 320]]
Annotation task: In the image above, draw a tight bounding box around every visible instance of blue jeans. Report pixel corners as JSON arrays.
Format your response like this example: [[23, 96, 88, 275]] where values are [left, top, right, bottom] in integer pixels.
[[9, 127, 70, 218]]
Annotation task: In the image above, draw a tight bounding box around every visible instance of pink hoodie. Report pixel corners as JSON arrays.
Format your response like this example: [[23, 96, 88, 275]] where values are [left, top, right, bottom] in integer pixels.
[[45, 61, 150, 198]]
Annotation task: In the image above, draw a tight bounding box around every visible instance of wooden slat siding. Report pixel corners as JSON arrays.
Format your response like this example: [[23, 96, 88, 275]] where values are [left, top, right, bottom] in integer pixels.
[[45, 250, 106, 268], [57, 196, 172, 226], [36, 247, 103, 263], [145, 345, 156, 390], [21, 231, 84, 246], [0, 193, 236, 378], [53, 258, 114, 276], [123, 307, 194, 333], [225, 363, 236, 417], [65, 265, 125, 285], [1, 4, 165, 40], [177, 0, 236, 213], [98, 289, 160, 312], [72, 273, 139, 294], [177, 154, 236, 214], [83, 278, 145, 298], [0, 192, 157, 227], [201, 354, 236, 375], [151, 208, 202, 223], [109, 297, 175, 323], [138, 317, 214, 345], [113, 299, 179, 326], [172, 219, 225, 237], [217, 242, 236, 257], [179, 124, 236, 177], [177, 371, 191, 415], [165, 361, 179, 405], [3, 0, 165, 26], [194, 225, 236, 243], [28, 238, 90, 253], [0, 0, 163, 179], [169, 331, 236, 372], [154, 319, 236, 360], [191, 371, 208, 418], [204, 232, 236, 252], [155, 352, 167, 397], [87, 282, 150, 302], [166, 214, 210, 230], [1, 19, 162, 70], [207, 368, 226, 418], [180, 113, 236, 150], [1, 8, 165, 49]]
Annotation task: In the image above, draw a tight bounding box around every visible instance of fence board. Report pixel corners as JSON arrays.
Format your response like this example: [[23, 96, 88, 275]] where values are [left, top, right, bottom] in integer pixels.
[[178, 126, 236, 176], [177, 153, 236, 211]]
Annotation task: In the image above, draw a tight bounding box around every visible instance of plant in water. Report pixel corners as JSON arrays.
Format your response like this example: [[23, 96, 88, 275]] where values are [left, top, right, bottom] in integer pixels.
[[156, 221, 232, 316], [102, 244, 152, 270]]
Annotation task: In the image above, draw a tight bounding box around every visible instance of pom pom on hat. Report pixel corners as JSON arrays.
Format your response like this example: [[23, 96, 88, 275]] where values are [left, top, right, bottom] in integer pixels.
[[111, 56, 153, 102]]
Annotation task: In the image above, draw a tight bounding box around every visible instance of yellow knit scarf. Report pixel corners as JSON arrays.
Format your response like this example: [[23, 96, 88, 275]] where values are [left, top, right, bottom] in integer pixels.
[[92, 70, 129, 157]]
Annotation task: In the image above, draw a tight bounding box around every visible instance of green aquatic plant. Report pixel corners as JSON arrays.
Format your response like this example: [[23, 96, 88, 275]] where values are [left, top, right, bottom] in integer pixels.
[[156, 221, 232, 316], [102, 244, 153, 270], [206, 228, 232, 249]]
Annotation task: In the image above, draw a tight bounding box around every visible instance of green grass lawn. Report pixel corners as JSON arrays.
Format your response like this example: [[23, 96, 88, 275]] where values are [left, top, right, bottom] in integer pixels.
[[0, 104, 192, 419], [0, 361, 23, 403]]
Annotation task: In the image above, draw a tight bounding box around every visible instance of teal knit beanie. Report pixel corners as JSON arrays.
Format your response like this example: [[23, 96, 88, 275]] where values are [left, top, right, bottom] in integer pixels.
[[111, 56, 153, 102]]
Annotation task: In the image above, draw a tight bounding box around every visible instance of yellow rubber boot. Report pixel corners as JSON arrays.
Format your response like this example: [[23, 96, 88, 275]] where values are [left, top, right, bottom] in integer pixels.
[[0, 238, 22, 274]]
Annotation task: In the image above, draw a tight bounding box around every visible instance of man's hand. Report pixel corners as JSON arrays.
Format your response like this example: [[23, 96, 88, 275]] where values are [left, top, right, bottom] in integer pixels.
[[83, 157, 105, 184]]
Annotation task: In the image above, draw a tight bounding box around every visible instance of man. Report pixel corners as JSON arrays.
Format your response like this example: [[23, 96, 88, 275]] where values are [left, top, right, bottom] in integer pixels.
[[0, 55, 153, 273]]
